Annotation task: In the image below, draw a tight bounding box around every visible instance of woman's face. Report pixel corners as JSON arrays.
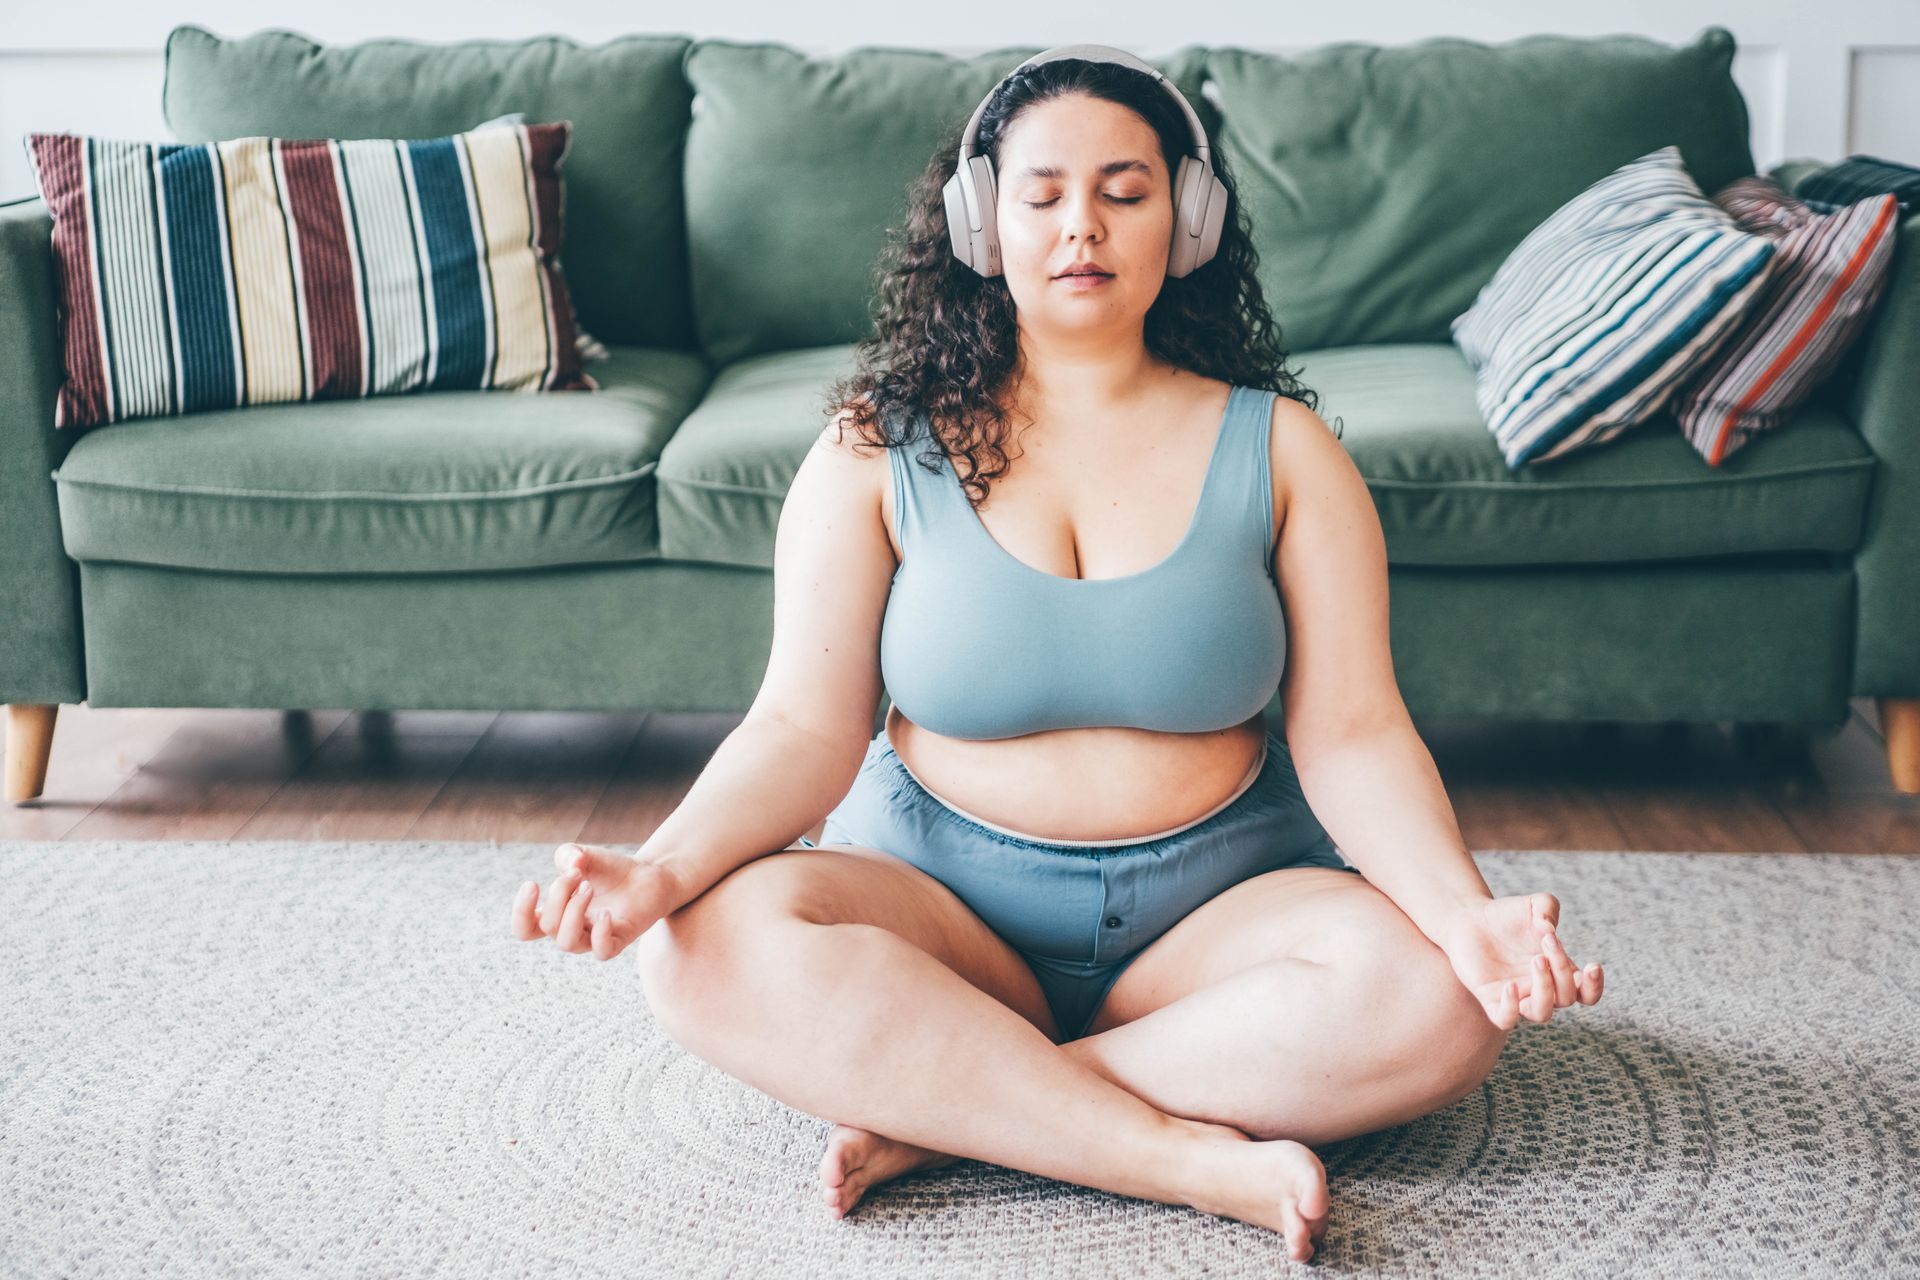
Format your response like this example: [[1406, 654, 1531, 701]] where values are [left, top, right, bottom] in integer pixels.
[[991, 93, 1174, 335]]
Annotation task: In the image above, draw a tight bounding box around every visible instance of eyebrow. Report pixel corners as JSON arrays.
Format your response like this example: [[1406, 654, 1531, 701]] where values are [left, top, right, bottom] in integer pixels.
[[1017, 159, 1153, 179]]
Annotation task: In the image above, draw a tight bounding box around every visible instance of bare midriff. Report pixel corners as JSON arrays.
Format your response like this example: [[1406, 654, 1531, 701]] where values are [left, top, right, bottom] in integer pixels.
[[884, 704, 1269, 844]]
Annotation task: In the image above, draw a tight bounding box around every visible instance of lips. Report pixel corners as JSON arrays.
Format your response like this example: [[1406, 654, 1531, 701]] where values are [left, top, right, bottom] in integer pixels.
[[1055, 264, 1113, 278]]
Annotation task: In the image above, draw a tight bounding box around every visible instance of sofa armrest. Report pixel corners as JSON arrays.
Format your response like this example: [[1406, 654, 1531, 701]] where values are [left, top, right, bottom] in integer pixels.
[[0, 197, 86, 705], [1836, 191, 1920, 695], [1761, 158, 1920, 695]]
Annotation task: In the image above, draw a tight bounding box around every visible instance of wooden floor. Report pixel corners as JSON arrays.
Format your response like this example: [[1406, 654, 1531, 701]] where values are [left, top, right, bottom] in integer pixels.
[[2, 699, 1916, 852]]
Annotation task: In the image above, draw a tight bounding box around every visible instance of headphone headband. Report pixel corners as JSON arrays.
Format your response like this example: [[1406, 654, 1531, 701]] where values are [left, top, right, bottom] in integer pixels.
[[942, 43, 1229, 280], [956, 44, 1213, 172]]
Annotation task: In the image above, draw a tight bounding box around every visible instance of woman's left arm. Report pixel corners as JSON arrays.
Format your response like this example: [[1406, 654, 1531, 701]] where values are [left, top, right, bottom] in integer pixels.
[[1284, 716, 1489, 945], [1267, 400, 1604, 1026], [1267, 398, 1487, 940]]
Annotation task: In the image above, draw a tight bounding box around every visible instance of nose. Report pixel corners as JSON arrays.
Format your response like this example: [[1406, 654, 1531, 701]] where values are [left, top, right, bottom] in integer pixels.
[[1059, 190, 1106, 243]]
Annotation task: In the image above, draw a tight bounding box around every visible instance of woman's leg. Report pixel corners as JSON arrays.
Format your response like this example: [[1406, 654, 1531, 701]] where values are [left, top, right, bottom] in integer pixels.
[[828, 875, 1503, 1197], [636, 844, 1331, 1258]]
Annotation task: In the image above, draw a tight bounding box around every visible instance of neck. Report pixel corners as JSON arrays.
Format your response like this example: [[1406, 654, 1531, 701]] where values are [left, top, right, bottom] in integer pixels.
[[1002, 333, 1176, 421]]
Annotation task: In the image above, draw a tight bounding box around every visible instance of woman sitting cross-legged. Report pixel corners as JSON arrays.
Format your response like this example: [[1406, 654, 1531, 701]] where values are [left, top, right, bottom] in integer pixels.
[[509, 44, 1604, 1265]]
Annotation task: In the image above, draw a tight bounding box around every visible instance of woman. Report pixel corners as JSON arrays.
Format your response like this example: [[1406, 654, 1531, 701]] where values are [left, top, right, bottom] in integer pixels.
[[509, 46, 1604, 1263]]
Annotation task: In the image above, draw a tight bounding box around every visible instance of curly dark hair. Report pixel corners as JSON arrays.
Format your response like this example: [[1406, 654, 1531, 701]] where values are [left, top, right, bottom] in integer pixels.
[[819, 55, 1331, 507]]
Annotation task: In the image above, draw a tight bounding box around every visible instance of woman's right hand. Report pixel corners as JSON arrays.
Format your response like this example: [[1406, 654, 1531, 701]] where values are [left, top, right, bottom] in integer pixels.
[[510, 843, 685, 961]]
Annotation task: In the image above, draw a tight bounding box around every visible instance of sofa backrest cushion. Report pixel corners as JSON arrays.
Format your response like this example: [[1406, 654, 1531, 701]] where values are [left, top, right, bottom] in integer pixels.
[[161, 24, 694, 351], [681, 41, 1214, 367], [1207, 26, 1757, 353]]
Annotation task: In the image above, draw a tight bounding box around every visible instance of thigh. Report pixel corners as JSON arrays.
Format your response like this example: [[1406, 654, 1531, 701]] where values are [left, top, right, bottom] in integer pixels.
[[1086, 864, 1419, 1034], [658, 842, 1063, 1040]]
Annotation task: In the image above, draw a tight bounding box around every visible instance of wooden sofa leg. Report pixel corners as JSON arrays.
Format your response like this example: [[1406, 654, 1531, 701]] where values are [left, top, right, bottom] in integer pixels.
[[5, 704, 59, 804], [1879, 698, 1920, 796]]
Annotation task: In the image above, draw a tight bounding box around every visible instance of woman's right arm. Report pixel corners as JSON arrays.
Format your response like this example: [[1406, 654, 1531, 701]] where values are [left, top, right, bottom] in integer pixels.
[[635, 410, 898, 912]]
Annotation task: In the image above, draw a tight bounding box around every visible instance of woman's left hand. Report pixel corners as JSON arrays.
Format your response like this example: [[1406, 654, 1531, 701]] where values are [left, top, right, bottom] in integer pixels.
[[1436, 891, 1605, 1030]]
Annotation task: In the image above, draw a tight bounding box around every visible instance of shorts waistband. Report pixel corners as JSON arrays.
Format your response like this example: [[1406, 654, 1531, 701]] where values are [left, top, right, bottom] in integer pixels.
[[886, 733, 1270, 848]]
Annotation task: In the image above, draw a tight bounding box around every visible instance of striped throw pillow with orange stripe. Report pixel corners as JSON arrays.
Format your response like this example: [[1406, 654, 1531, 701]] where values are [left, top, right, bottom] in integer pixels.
[[26, 119, 594, 431], [1669, 177, 1900, 466]]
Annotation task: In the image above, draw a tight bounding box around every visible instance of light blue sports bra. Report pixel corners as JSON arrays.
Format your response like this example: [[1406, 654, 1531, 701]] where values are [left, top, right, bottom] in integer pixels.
[[879, 384, 1288, 741]]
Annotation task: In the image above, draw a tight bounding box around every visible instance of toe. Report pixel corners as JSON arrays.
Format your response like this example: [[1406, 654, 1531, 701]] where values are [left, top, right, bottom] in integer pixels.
[[821, 1173, 864, 1218], [1297, 1177, 1329, 1223], [1279, 1199, 1307, 1259]]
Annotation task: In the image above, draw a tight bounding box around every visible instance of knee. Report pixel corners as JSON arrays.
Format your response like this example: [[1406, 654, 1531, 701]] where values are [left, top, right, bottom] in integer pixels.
[[1323, 910, 1510, 1102], [634, 856, 812, 1035], [1420, 982, 1511, 1107], [1394, 957, 1510, 1106]]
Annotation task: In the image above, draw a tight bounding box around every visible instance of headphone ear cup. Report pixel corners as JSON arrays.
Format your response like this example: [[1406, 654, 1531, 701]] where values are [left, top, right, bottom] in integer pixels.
[[941, 170, 980, 273], [967, 154, 1002, 277], [1167, 155, 1203, 277], [1196, 172, 1229, 271], [1166, 158, 1228, 278], [943, 156, 1004, 277]]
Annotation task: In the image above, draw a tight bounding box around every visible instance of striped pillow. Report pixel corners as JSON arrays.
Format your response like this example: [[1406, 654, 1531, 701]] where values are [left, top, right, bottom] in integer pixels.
[[1451, 146, 1778, 469], [25, 119, 593, 431], [474, 112, 607, 363], [1668, 177, 1900, 466]]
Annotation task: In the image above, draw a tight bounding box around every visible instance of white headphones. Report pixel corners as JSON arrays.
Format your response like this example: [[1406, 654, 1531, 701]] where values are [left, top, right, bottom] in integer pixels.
[[942, 43, 1229, 280]]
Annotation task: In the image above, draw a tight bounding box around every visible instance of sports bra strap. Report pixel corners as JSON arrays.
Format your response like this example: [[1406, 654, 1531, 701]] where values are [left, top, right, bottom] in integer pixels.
[[889, 385, 1276, 575]]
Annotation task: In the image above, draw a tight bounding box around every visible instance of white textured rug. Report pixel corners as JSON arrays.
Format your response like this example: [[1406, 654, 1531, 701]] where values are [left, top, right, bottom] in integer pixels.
[[2, 840, 1916, 1278]]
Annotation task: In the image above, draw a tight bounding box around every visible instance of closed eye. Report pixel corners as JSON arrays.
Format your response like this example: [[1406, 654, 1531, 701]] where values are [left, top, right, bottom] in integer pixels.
[[1022, 196, 1146, 209]]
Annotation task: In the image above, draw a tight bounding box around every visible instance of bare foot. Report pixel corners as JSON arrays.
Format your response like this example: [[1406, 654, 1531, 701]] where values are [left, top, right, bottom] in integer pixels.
[[1184, 1126, 1332, 1264], [817, 1116, 1329, 1259], [817, 1123, 962, 1217]]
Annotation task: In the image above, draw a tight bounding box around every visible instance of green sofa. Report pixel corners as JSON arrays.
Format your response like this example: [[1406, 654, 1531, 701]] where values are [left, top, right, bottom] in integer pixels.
[[6, 23, 1919, 804]]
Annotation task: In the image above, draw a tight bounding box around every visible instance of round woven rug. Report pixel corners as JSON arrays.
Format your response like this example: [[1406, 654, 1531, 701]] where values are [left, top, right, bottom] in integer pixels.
[[1, 840, 1915, 1277]]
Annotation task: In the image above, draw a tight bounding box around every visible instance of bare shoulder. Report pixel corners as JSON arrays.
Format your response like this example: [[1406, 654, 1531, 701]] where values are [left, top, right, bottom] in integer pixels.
[[800, 403, 900, 563], [743, 403, 899, 751], [810, 403, 888, 467], [1266, 392, 1363, 544]]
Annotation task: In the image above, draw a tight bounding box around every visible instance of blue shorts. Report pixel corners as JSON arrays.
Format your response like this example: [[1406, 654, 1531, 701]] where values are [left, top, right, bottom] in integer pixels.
[[796, 726, 1363, 1041]]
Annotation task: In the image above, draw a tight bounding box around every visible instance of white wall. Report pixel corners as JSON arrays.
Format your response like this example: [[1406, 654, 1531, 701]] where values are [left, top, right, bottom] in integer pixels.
[[5, 1, 1919, 202]]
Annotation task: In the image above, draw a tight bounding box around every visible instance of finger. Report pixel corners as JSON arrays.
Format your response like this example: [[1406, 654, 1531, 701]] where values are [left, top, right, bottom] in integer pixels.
[[557, 878, 593, 952], [1528, 955, 1554, 1023], [510, 880, 542, 940], [1542, 931, 1579, 1007], [598, 906, 637, 962], [1533, 891, 1561, 933], [539, 867, 582, 936], [590, 908, 618, 961], [554, 842, 589, 874], [1494, 979, 1520, 1031], [1582, 962, 1605, 1005]]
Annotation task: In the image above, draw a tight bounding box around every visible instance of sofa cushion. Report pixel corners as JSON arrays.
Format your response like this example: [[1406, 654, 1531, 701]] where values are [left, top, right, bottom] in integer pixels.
[[653, 346, 855, 565], [52, 347, 709, 575], [681, 41, 1213, 367], [1207, 27, 1756, 353], [664, 343, 1876, 573], [1301, 344, 1876, 566], [161, 25, 695, 353]]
